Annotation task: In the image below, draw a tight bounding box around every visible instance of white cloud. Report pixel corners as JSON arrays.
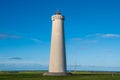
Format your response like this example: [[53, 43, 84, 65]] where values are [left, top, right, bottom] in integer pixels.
[[86, 33, 120, 38], [0, 33, 21, 39], [0, 33, 43, 44], [71, 38, 82, 41], [0, 34, 7, 39], [9, 57, 22, 60], [70, 33, 120, 44], [89, 40, 97, 43], [70, 37, 97, 44], [101, 34, 120, 38], [30, 38, 42, 43], [9, 35, 21, 39], [80, 40, 97, 44]]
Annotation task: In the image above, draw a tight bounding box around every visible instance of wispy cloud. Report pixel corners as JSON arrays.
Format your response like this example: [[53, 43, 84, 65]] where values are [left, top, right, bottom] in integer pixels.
[[86, 33, 120, 38], [80, 40, 97, 44], [9, 35, 21, 39], [70, 37, 97, 44], [0, 33, 43, 44], [9, 57, 22, 60], [0, 34, 7, 39], [70, 33, 120, 44], [79, 47, 88, 50], [101, 34, 120, 38], [30, 38, 42, 43], [71, 38, 82, 41], [0, 33, 21, 39]]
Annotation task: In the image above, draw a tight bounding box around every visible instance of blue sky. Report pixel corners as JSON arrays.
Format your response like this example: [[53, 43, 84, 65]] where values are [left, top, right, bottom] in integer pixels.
[[0, 0, 120, 71]]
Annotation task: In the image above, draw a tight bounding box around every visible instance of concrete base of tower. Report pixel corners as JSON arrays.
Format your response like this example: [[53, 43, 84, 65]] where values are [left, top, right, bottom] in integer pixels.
[[43, 72, 72, 76]]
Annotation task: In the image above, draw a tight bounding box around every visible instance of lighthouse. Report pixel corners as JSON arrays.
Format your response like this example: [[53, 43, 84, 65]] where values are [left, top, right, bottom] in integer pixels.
[[43, 11, 71, 76]]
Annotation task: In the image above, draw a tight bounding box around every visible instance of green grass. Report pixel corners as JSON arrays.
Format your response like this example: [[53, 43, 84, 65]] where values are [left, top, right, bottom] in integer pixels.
[[0, 71, 120, 80]]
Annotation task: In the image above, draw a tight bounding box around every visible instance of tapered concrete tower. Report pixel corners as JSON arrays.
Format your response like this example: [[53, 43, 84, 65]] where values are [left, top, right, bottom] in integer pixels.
[[44, 11, 71, 76]]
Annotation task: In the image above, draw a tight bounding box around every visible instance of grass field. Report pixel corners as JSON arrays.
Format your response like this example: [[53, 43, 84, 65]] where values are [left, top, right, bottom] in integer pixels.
[[0, 71, 120, 80]]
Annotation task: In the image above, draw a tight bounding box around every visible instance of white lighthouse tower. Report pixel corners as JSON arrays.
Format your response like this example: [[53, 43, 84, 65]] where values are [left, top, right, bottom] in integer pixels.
[[44, 11, 71, 76]]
